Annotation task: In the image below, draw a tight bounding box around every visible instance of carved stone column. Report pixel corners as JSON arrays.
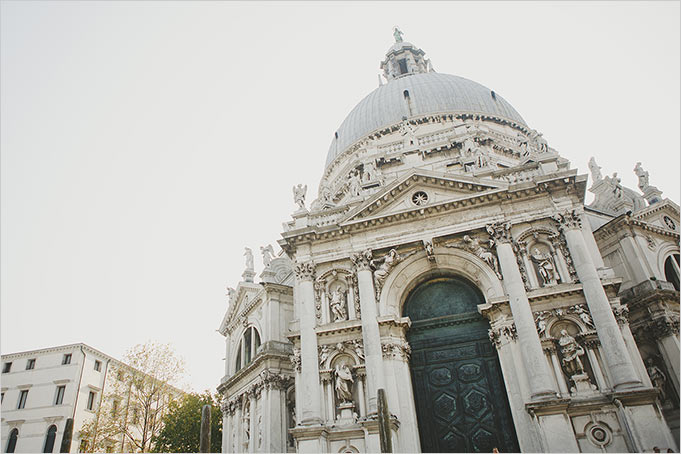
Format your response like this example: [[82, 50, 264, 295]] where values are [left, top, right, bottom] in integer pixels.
[[222, 400, 232, 453], [351, 249, 386, 414], [355, 368, 366, 417], [545, 344, 569, 395], [487, 222, 557, 400], [583, 338, 608, 392], [248, 393, 257, 454], [294, 261, 323, 424], [554, 211, 642, 390], [321, 372, 334, 423], [517, 241, 539, 289]]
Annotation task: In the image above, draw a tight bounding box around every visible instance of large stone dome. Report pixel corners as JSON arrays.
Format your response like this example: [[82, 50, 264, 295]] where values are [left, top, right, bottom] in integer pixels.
[[325, 72, 526, 168]]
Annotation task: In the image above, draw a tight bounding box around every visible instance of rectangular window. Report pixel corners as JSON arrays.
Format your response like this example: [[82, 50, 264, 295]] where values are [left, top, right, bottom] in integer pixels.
[[18, 390, 28, 409], [26, 359, 36, 370], [398, 58, 408, 74], [94, 360, 101, 372], [86, 391, 96, 411], [62, 354, 72, 365], [55, 385, 66, 405], [112, 400, 119, 417], [1, 392, 4, 403], [3, 362, 12, 373]]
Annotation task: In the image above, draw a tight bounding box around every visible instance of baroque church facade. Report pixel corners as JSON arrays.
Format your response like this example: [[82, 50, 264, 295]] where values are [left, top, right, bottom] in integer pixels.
[[217, 32, 680, 453]]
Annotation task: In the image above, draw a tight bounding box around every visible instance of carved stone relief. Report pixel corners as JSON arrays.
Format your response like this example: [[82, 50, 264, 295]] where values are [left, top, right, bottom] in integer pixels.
[[446, 234, 502, 280]]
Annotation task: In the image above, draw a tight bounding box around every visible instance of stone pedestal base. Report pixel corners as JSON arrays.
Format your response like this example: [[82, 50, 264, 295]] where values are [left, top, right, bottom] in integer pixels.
[[570, 373, 597, 396], [241, 269, 256, 283], [337, 402, 356, 426], [643, 186, 663, 205]]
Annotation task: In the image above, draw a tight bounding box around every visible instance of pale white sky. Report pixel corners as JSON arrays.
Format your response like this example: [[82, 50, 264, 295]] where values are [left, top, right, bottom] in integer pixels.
[[2, 1, 679, 393]]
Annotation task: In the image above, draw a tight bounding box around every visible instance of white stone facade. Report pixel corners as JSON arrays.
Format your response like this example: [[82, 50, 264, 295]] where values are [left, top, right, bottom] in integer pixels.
[[217, 34, 679, 453], [1, 343, 184, 453]]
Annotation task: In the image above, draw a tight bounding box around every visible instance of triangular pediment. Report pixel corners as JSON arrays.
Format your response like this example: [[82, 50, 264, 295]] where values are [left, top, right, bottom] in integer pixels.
[[341, 170, 506, 223], [632, 199, 681, 232], [218, 282, 262, 334]]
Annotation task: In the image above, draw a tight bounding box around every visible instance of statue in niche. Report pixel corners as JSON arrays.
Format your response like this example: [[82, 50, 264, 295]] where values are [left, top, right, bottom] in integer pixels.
[[334, 364, 354, 403], [588, 157, 602, 183], [634, 162, 650, 191], [559, 329, 585, 376], [645, 358, 667, 402], [329, 287, 348, 322], [293, 184, 307, 210], [348, 170, 362, 197], [462, 235, 502, 280], [260, 244, 275, 267], [531, 247, 557, 286], [244, 247, 254, 271]]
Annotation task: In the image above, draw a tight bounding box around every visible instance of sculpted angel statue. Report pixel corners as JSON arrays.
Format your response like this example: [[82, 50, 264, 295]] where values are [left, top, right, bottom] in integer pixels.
[[462, 235, 502, 279], [293, 184, 307, 210], [335, 364, 354, 403], [371, 249, 415, 290]]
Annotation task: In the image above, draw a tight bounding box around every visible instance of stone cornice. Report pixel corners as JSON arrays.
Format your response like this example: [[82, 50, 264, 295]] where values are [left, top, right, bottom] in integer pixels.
[[281, 173, 585, 255], [593, 213, 680, 243], [217, 348, 293, 395], [323, 112, 532, 179]]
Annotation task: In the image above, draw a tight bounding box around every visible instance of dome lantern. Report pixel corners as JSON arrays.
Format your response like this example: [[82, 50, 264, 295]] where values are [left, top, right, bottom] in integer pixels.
[[380, 27, 433, 82]]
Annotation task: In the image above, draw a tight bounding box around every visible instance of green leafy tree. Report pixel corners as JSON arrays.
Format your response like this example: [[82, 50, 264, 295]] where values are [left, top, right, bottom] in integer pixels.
[[152, 392, 222, 453], [79, 342, 186, 453]]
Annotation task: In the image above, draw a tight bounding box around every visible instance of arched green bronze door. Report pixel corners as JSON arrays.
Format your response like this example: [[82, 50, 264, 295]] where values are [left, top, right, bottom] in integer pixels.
[[404, 276, 519, 453]]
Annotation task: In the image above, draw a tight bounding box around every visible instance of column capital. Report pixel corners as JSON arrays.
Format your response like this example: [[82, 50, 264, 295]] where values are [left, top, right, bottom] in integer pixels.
[[350, 249, 373, 271], [553, 209, 583, 231], [486, 221, 512, 243], [294, 260, 315, 282]]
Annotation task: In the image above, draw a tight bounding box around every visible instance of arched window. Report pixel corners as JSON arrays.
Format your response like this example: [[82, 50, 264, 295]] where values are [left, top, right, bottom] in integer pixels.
[[664, 254, 680, 291], [43, 425, 57, 453], [234, 326, 261, 373], [6, 428, 18, 453]]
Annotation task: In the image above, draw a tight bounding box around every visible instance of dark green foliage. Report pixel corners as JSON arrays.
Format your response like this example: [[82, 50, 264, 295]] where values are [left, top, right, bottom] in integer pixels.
[[152, 392, 222, 453]]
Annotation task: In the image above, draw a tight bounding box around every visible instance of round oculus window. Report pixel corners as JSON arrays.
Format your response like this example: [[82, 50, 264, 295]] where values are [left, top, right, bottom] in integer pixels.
[[412, 191, 429, 206], [587, 424, 611, 447]]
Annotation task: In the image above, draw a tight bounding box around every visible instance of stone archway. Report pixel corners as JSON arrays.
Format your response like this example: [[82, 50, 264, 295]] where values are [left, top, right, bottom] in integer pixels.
[[403, 275, 519, 453]]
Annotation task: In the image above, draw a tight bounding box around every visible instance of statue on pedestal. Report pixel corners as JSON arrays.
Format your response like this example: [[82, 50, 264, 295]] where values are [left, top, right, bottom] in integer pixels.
[[329, 288, 347, 322], [531, 248, 557, 286], [260, 244, 275, 267], [634, 162, 651, 191], [293, 184, 307, 210], [244, 247, 254, 271], [559, 330, 585, 376], [588, 157, 602, 183], [335, 364, 354, 403]]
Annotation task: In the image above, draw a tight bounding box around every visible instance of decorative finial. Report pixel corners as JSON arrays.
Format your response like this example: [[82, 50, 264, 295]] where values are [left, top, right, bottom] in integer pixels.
[[393, 26, 404, 43]]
